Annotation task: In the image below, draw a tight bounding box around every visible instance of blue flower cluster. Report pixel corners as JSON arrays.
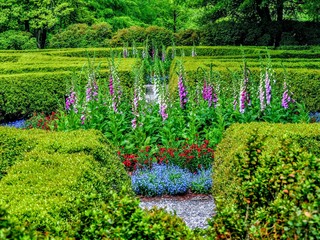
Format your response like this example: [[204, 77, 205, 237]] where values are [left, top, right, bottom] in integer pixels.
[[0, 119, 26, 128], [131, 163, 212, 196], [309, 112, 320, 122]]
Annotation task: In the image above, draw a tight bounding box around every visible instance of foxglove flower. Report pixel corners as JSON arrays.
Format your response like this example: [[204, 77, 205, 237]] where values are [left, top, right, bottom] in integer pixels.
[[131, 117, 137, 129], [265, 71, 272, 105], [178, 73, 188, 109], [281, 82, 294, 109], [259, 81, 265, 111], [65, 88, 77, 112], [239, 88, 247, 113], [202, 81, 213, 107], [109, 74, 114, 96], [159, 103, 168, 121], [80, 113, 85, 125]]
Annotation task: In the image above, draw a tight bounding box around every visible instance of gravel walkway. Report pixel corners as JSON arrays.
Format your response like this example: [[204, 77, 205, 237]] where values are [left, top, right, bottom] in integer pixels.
[[139, 194, 216, 229]]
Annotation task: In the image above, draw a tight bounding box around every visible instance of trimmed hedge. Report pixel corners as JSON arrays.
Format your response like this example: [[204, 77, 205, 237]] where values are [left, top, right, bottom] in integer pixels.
[[0, 127, 132, 236], [207, 123, 320, 238], [166, 46, 320, 58], [0, 127, 198, 239], [0, 50, 137, 122], [168, 57, 320, 112]]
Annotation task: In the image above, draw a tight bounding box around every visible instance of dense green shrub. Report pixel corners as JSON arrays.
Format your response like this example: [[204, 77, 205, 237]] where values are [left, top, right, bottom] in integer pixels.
[[0, 72, 70, 122], [0, 208, 36, 239], [200, 20, 320, 46], [206, 123, 320, 239], [0, 127, 200, 239], [0, 30, 37, 50], [174, 29, 201, 46], [48, 22, 113, 48], [110, 25, 174, 47], [69, 192, 198, 239], [0, 51, 137, 122], [0, 127, 132, 237]]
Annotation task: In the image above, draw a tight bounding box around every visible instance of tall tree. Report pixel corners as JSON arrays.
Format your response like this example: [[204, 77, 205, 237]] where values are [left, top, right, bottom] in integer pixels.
[[199, 0, 320, 46], [0, 0, 88, 48]]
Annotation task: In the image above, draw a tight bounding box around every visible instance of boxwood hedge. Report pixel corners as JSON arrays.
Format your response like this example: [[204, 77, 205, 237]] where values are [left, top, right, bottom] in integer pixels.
[[0, 50, 137, 122], [0, 127, 198, 239], [207, 122, 320, 239], [0, 127, 132, 236]]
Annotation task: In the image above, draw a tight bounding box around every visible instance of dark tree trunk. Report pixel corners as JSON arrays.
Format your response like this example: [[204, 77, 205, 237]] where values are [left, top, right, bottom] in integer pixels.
[[36, 28, 47, 49], [255, 0, 272, 23], [274, 0, 284, 47], [24, 20, 30, 32]]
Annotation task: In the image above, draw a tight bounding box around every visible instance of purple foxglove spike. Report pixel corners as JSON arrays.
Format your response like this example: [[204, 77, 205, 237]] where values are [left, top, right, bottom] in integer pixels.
[[178, 73, 188, 109], [81, 113, 85, 125], [265, 71, 272, 105], [131, 117, 137, 129], [239, 88, 246, 114], [159, 103, 168, 121], [109, 74, 114, 96], [259, 83, 265, 111]]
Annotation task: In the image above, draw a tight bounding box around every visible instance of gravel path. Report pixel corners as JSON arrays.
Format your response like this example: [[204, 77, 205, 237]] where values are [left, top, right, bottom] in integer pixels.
[[139, 194, 216, 229]]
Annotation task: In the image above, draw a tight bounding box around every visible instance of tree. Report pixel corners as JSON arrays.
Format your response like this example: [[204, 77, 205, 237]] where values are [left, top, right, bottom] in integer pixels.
[[0, 0, 88, 48], [199, 0, 320, 46]]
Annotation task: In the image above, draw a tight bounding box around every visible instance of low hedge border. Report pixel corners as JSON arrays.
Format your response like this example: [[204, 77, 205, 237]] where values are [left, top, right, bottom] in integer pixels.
[[0, 52, 137, 122]]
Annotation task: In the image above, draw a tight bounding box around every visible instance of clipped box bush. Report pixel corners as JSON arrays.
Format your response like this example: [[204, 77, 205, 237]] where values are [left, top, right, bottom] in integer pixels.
[[0, 127, 132, 236], [0, 50, 137, 122], [166, 46, 320, 58], [0, 127, 199, 239], [207, 122, 320, 238]]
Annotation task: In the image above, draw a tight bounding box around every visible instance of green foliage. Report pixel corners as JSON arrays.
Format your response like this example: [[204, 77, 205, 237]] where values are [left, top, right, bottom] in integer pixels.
[[206, 122, 320, 238], [0, 50, 136, 122], [0, 127, 132, 237], [64, 192, 198, 239], [0, 30, 37, 50], [175, 29, 201, 46], [0, 208, 37, 239], [199, 20, 320, 46], [48, 22, 113, 48], [110, 26, 174, 47], [168, 53, 320, 112]]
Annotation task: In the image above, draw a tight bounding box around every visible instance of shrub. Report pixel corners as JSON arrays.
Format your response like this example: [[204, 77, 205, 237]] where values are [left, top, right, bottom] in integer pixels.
[[69, 192, 197, 239], [175, 29, 201, 46], [0, 127, 132, 237], [0, 30, 37, 50], [0, 51, 137, 122], [110, 26, 173, 47], [48, 22, 113, 48], [110, 26, 147, 47], [206, 122, 320, 238]]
